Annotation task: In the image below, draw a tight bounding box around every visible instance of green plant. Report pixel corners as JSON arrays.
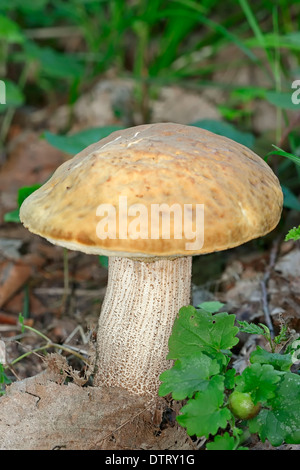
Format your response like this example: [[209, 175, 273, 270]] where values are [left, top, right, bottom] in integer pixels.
[[4, 183, 41, 223], [228, 391, 260, 421], [0, 363, 11, 396], [0, 313, 90, 395], [285, 226, 300, 241], [158, 302, 300, 450]]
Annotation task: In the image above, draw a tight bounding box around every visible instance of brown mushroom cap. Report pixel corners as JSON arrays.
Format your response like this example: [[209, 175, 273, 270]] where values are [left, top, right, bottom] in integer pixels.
[[20, 123, 283, 257]]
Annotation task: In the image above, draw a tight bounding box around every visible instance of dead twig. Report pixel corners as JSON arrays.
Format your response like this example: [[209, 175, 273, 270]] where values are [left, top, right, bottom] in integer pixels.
[[34, 287, 106, 298]]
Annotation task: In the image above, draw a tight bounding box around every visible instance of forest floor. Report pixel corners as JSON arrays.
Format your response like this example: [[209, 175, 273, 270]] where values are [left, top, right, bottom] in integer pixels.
[[0, 76, 300, 450]]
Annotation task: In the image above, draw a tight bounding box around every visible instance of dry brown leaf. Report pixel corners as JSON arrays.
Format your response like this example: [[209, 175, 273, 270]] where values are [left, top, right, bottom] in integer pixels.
[[0, 261, 31, 308]]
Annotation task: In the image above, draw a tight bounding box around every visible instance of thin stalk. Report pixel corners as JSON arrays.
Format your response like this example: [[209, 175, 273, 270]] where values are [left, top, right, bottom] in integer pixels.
[[133, 2, 151, 122], [63, 248, 69, 297], [8, 341, 90, 368], [174, 0, 259, 63], [16, 321, 91, 365], [238, 0, 276, 85], [272, 6, 282, 144], [58, 248, 70, 309]]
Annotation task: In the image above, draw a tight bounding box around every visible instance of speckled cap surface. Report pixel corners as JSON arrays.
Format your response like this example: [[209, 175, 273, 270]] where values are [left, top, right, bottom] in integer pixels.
[[20, 123, 283, 257]]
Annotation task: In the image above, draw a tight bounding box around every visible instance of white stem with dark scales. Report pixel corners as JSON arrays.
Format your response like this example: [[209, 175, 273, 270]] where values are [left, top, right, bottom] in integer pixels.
[[94, 256, 192, 395]]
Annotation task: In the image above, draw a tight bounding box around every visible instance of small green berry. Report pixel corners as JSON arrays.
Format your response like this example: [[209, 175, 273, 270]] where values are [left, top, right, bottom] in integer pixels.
[[229, 391, 261, 420]]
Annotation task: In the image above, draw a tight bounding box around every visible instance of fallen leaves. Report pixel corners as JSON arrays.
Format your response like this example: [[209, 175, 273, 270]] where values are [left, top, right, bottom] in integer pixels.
[[0, 261, 31, 309]]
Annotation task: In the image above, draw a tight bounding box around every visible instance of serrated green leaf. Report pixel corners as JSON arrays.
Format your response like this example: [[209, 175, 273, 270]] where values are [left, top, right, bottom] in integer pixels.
[[235, 363, 281, 404], [258, 323, 272, 338], [274, 325, 288, 345], [176, 375, 232, 438], [167, 306, 239, 360], [197, 301, 224, 313], [224, 368, 236, 390], [249, 373, 300, 446], [237, 320, 265, 336], [250, 346, 293, 372], [159, 352, 220, 400], [285, 226, 300, 241], [206, 432, 239, 450]]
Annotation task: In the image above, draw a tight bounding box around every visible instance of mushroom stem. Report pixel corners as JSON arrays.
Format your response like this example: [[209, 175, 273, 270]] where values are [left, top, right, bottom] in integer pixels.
[[94, 256, 192, 395]]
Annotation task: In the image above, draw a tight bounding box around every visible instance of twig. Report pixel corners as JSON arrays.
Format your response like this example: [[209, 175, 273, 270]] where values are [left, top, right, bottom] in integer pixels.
[[260, 237, 281, 339], [7, 342, 90, 368], [34, 287, 106, 297], [24, 26, 81, 39], [60, 248, 70, 308]]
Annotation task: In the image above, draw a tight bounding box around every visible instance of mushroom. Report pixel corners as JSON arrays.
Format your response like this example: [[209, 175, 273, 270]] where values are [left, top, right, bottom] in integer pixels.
[[19, 123, 283, 396]]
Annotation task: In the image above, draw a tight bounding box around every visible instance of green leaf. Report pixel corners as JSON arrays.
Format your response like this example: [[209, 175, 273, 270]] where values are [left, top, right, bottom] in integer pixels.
[[18, 313, 25, 334], [281, 185, 300, 211], [250, 346, 293, 372], [43, 126, 124, 155], [171, 0, 258, 62], [0, 15, 24, 43], [4, 184, 41, 224], [167, 306, 239, 360], [0, 363, 11, 395], [176, 375, 232, 438], [237, 320, 265, 336], [3, 209, 20, 223], [0, 0, 48, 12], [245, 32, 300, 51], [17, 184, 41, 208], [258, 323, 272, 338], [197, 301, 224, 313], [190, 120, 255, 149], [0, 364, 10, 385], [266, 145, 300, 167], [224, 368, 236, 390], [274, 325, 289, 345], [24, 41, 84, 80], [235, 363, 281, 404], [285, 226, 300, 241], [206, 432, 244, 450], [265, 91, 298, 110], [159, 352, 220, 400], [98, 256, 108, 269], [249, 373, 300, 446]]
